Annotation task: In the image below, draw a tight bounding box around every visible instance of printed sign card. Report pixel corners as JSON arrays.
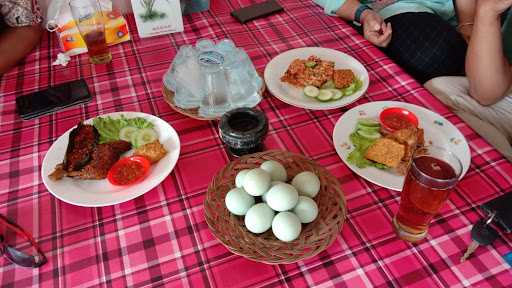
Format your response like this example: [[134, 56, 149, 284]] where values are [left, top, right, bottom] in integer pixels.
[[131, 0, 184, 38]]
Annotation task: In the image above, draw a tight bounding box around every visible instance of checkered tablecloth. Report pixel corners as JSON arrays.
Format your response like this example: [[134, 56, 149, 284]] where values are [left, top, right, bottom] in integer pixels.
[[1, 1, 511, 287]]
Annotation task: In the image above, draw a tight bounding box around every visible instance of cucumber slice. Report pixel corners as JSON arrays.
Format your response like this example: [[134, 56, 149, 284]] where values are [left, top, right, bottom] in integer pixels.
[[305, 61, 317, 68], [357, 129, 382, 139], [357, 124, 380, 133], [119, 126, 139, 143], [346, 82, 357, 90], [357, 119, 380, 127], [317, 89, 333, 102], [303, 85, 320, 98], [321, 80, 335, 89], [329, 89, 343, 100], [342, 82, 358, 96], [354, 78, 363, 90], [134, 128, 158, 147]]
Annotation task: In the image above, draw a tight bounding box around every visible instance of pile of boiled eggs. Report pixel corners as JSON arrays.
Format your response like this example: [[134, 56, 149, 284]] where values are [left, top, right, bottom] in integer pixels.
[[225, 160, 320, 242]]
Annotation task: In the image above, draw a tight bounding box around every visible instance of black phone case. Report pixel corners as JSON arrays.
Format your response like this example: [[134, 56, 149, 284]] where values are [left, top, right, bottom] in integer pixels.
[[231, 0, 284, 24], [480, 192, 512, 233], [16, 79, 92, 120]]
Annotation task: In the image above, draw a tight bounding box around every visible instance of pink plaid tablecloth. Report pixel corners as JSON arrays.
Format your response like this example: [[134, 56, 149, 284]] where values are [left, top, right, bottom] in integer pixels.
[[1, 1, 511, 287]]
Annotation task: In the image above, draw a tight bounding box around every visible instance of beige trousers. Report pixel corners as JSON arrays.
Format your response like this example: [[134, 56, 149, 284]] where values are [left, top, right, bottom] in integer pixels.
[[425, 76, 512, 161]]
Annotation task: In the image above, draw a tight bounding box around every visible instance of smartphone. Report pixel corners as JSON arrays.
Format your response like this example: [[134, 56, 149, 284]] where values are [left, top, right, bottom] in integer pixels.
[[16, 79, 92, 120], [231, 0, 284, 24]]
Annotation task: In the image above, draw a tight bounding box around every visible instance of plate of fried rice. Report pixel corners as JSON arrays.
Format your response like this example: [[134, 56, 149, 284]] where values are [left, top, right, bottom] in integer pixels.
[[264, 47, 369, 110]]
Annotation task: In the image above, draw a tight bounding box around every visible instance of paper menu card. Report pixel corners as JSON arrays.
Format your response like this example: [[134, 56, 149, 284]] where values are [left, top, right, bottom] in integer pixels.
[[131, 0, 184, 38]]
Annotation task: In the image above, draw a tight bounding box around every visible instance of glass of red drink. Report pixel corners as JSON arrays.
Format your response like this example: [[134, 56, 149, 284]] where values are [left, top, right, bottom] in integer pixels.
[[70, 0, 112, 64], [393, 146, 462, 242]]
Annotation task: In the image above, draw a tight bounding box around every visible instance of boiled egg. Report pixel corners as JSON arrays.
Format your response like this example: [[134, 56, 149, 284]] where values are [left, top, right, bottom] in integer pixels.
[[262, 181, 285, 202], [260, 160, 287, 182], [245, 203, 275, 233], [265, 183, 299, 212], [291, 171, 320, 198], [235, 169, 250, 188], [272, 212, 302, 242], [225, 187, 255, 216], [243, 168, 271, 196], [293, 196, 318, 223]]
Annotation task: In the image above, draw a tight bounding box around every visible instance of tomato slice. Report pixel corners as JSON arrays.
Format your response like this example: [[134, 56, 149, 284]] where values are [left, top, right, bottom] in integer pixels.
[[107, 156, 151, 186]]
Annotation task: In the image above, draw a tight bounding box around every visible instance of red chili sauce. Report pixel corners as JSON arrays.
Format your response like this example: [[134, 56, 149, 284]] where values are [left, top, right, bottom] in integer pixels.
[[111, 161, 145, 185], [382, 113, 415, 131], [108, 156, 151, 186]]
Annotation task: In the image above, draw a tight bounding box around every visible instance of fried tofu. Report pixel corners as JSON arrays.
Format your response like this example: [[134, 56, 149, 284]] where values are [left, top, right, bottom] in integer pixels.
[[365, 138, 405, 168], [133, 140, 168, 164], [333, 69, 355, 89], [387, 127, 419, 162]]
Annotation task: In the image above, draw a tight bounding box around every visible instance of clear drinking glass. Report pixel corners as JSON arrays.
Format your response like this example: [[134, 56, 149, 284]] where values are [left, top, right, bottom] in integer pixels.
[[393, 146, 462, 242], [198, 50, 230, 118], [70, 0, 112, 64], [164, 45, 203, 108], [225, 49, 262, 108]]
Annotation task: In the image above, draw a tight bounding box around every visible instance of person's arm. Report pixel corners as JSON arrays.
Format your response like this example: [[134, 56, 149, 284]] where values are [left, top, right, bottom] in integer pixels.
[[331, 0, 392, 47], [454, 0, 477, 42], [466, 0, 512, 106], [0, 25, 43, 75], [331, 0, 359, 20]]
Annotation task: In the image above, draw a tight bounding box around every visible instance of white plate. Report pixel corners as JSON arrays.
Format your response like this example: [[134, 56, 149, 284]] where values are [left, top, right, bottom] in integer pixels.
[[333, 101, 471, 191], [264, 47, 369, 110], [41, 112, 181, 207]]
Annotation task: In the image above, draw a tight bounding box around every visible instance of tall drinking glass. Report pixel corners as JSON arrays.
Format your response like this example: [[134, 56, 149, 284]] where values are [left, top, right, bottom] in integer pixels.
[[70, 0, 112, 64], [393, 146, 462, 242]]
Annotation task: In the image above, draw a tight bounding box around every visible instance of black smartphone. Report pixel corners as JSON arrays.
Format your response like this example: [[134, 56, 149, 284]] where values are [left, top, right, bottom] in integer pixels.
[[231, 0, 284, 24], [15, 79, 92, 120]]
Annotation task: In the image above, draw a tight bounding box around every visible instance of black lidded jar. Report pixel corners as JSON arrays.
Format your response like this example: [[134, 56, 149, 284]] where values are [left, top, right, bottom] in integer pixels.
[[219, 108, 268, 157]]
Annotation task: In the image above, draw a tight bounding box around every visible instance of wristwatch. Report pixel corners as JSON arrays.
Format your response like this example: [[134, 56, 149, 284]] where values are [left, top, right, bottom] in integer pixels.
[[354, 4, 371, 24]]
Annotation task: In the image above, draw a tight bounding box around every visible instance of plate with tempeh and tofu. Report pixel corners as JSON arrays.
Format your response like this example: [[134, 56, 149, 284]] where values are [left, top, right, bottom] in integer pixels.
[[332, 101, 471, 191]]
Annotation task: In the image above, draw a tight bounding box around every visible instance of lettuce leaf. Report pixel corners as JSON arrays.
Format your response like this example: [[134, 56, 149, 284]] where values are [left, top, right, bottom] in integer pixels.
[[93, 115, 153, 144], [347, 131, 388, 169]]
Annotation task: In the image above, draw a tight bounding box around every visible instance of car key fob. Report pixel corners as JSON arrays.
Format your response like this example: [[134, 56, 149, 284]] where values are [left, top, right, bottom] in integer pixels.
[[480, 192, 512, 233], [461, 217, 499, 262]]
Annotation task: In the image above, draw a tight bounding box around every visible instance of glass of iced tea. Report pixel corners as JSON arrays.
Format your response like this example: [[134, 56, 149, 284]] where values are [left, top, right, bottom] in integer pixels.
[[393, 146, 462, 242], [70, 0, 112, 64]]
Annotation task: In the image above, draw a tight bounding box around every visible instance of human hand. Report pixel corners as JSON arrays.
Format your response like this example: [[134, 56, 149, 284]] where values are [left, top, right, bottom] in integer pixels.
[[476, 0, 512, 18], [361, 10, 392, 47]]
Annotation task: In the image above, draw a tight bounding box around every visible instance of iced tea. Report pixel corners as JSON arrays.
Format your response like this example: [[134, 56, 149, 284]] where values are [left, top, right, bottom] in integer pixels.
[[82, 30, 111, 64], [70, 0, 112, 64], [393, 147, 462, 242]]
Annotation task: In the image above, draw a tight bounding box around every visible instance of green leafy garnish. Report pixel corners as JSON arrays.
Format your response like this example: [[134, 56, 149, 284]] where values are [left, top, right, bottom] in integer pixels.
[[93, 115, 154, 144], [347, 123, 388, 169], [305, 61, 317, 68]]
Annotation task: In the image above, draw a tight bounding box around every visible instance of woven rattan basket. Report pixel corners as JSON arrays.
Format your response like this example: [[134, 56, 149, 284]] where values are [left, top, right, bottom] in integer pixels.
[[204, 150, 346, 264]]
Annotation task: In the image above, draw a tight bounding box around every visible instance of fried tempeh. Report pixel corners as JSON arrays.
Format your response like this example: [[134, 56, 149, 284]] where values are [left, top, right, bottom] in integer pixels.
[[333, 69, 355, 89], [365, 138, 405, 168], [133, 140, 167, 164]]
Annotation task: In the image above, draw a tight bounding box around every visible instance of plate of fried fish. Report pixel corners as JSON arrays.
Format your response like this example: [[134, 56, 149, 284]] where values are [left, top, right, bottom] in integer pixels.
[[264, 47, 369, 110], [333, 101, 471, 191], [42, 112, 180, 207]]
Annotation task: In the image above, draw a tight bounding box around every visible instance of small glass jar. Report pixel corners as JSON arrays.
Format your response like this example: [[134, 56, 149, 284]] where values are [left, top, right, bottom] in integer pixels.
[[219, 108, 268, 157]]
